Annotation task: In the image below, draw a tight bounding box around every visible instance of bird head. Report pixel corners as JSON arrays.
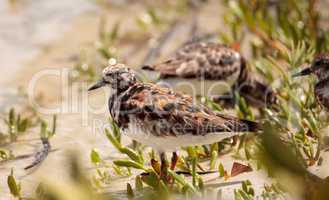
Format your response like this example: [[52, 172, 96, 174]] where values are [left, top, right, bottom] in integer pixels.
[[88, 62, 137, 92], [293, 53, 329, 80]]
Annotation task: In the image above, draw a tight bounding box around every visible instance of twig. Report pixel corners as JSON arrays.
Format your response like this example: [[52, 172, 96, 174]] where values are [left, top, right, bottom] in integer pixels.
[[24, 138, 51, 170], [187, 32, 218, 44], [186, 13, 199, 43], [141, 20, 181, 66], [175, 170, 217, 175], [141, 1, 211, 65], [140, 170, 217, 176], [178, 0, 214, 46], [249, 27, 289, 55]]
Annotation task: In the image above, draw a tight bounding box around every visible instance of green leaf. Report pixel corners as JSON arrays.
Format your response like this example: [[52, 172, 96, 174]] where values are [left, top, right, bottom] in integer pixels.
[[35, 182, 46, 199], [97, 47, 111, 60], [168, 170, 197, 193], [141, 170, 159, 188], [186, 146, 197, 158], [105, 128, 122, 150], [126, 183, 134, 199], [18, 118, 28, 132], [0, 149, 13, 161], [113, 160, 146, 170], [228, 1, 243, 19], [90, 148, 102, 164], [110, 119, 121, 142], [218, 163, 225, 177], [198, 177, 205, 193], [205, 98, 223, 112], [51, 115, 57, 136], [191, 157, 197, 187], [158, 180, 169, 197], [304, 114, 318, 135], [147, 7, 161, 25], [119, 147, 143, 164], [9, 108, 15, 126], [210, 150, 218, 170], [40, 120, 48, 139], [242, 181, 249, 193], [109, 22, 120, 42], [135, 175, 143, 191], [234, 190, 242, 200], [16, 115, 21, 130], [238, 190, 253, 200], [235, 92, 254, 120], [113, 164, 124, 176], [7, 169, 21, 197]]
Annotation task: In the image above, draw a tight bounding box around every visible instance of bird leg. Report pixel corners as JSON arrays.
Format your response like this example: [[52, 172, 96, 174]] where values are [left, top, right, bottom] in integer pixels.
[[170, 152, 178, 170], [160, 152, 169, 182]]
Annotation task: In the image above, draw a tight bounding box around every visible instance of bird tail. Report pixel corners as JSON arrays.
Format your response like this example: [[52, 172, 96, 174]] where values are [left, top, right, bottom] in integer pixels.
[[216, 113, 261, 132], [240, 119, 262, 132]]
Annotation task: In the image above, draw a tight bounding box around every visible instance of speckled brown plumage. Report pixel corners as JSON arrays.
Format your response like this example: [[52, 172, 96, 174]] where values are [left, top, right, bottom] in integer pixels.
[[143, 42, 244, 80], [89, 64, 259, 152], [294, 53, 329, 111], [315, 79, 329, 111], [89, 63, 261, 173], [109, 82, 259, 137], [142, 42, 277, 108]]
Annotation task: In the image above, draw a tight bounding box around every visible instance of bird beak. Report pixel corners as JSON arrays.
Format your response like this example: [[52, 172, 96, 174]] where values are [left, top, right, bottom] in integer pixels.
[[88, 79, 107, 91], [292, 66, 313, 78]]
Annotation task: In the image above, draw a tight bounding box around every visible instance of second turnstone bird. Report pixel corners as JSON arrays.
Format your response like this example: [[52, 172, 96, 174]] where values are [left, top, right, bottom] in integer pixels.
[[142, 42, 277, 108], [293, 53, 329, 111], [88, 63, 260, 178]]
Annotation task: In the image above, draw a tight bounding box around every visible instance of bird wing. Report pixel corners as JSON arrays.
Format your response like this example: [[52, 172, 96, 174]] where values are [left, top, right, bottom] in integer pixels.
[[315, 80, 329, 111], [115, 83, 258, 136], [142, 42, 242, 80]]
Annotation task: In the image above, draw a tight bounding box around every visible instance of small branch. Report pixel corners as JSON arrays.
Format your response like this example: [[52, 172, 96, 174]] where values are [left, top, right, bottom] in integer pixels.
[[24, 138, 51, 170], [186, 13, 199, 43], [307, 0, 319, 39], [141, 1, 210, 65], [175, 170, 217, 175], [140, 170, 217, 176], [141, 20, 181, 66], [249, 27, 289, 55]]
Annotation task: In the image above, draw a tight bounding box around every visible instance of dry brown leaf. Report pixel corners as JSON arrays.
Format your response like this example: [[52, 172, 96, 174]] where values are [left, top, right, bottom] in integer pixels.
[[230, 162, 252, 177]]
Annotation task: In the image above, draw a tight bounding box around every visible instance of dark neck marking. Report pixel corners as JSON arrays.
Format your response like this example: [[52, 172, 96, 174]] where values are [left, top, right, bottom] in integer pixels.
[[108, 83, 145, 128]]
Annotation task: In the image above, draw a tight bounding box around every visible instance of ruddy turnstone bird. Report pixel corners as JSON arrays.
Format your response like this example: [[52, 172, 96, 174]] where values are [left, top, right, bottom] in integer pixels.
[[293, 53, 329, 111], [142, 42, 276, 108], [88, 63, 260, 178]]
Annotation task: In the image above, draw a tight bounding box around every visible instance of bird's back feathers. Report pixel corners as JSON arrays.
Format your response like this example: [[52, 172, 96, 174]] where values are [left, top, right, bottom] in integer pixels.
[[109, 82, 260, 136], [142, 42, 243, 80]]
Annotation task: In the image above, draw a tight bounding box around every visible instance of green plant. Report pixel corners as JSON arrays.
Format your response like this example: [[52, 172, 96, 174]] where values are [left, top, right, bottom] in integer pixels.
[[234, 180, 254, 200], [0, 148, 14, 161], [7, 169, 22, 199], [24, 115, 57, 170], [2, 108, 33, 142]]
